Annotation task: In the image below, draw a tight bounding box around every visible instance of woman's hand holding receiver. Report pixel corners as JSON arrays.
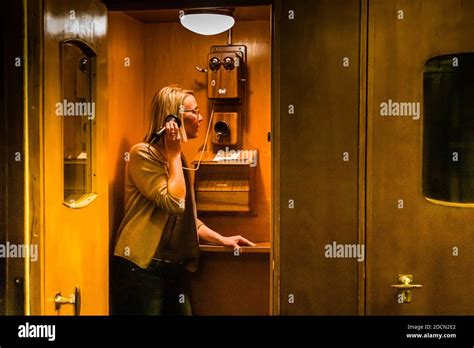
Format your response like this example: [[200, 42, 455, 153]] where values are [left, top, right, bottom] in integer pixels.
[[164, 120, 186, 202]]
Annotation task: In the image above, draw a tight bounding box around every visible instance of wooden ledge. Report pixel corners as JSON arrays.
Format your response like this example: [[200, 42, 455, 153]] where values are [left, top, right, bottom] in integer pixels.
[[199, 242, 271, 254]]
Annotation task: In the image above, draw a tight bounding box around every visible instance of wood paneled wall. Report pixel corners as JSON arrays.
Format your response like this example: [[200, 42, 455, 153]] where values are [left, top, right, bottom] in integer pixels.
[[108, 8, 272, 315], [278, 0, 361, 315], [143, 15, 272, 316], [190, 253, 269, 315], [109, 12, 272, 245], [143, 19, 272, 244], [108, 12, 146, 246]]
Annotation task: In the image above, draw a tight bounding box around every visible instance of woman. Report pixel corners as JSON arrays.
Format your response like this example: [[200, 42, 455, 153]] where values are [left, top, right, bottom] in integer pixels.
[[112, 85, 255, 315]]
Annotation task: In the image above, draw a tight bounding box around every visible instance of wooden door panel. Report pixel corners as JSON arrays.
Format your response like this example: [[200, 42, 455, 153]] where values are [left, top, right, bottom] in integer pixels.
[[278, 0, 361, 315], [367, 0, 474, 314], [42, 0, 108, 315]]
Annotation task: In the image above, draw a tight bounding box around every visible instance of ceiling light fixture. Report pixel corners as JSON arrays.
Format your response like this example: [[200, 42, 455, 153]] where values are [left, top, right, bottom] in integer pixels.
[[179, 8, 235, 36]]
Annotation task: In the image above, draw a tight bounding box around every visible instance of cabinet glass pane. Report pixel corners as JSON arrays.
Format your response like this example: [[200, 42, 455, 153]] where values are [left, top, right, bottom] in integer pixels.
[[423, 53, 474, 203], [61, 41, 96, 205]]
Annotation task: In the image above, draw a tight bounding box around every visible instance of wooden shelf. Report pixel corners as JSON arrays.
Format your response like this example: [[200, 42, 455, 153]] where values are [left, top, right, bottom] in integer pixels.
[[199, 242, 270, 254], [193, 151, 257, 213], [64, 158, 87, 164]]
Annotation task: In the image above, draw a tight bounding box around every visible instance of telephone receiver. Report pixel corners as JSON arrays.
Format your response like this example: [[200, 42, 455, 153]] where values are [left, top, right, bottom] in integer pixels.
[[149, 115, 182, 144]]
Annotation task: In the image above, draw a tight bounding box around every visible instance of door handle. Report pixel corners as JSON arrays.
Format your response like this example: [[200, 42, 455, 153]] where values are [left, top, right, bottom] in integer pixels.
[[391, 274, 422, 303], [54, 285, 81, 315]]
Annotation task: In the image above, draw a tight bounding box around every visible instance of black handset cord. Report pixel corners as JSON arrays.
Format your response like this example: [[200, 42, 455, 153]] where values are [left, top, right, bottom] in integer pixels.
[[183, 99, 214, 171]]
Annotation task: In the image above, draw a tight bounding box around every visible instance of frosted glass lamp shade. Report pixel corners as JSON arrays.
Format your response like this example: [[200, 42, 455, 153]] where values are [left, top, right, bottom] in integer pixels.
[[180, 9, 235, 36]]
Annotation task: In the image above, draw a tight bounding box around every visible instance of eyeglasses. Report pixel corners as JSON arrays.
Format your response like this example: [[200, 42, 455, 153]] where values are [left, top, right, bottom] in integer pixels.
[[183, 107, 200, 115]]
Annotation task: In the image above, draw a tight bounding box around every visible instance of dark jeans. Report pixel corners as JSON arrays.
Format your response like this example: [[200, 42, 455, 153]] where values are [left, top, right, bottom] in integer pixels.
[[111, 256, 192, 315]]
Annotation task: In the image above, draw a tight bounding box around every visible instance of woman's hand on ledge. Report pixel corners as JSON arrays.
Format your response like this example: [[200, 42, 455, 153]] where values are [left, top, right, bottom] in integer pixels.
[[219, 235, 256, 249], [198, 223, 256, 249]]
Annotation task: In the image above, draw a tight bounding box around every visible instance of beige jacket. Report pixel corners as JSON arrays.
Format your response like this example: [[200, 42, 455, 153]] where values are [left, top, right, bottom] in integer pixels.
[[113, 142, 203, 270]]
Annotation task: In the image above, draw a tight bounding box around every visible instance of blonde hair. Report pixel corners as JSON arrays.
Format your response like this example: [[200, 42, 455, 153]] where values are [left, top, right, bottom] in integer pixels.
[[144, 85, 195, 143]]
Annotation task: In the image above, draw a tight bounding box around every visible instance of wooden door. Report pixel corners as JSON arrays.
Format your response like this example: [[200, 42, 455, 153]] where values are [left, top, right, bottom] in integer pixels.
[[366, 0, 474, 314], [276, 0, 362, 315], [41, 0, 108, 315]]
